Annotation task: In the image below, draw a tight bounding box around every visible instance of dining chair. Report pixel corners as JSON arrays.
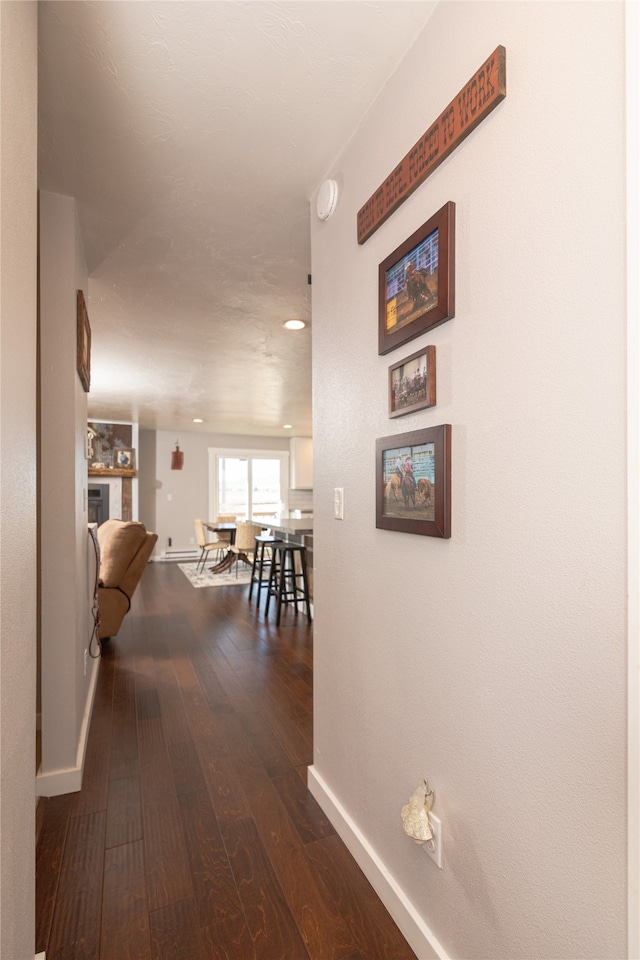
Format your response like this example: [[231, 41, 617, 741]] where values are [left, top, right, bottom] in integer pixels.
[[215, 514, 236, 551], [230, 521, 263, 576], [194, 518, 223, 572]]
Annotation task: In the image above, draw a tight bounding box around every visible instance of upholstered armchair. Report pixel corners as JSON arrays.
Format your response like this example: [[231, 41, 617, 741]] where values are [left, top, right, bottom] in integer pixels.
[[96, 519, 158, 639]]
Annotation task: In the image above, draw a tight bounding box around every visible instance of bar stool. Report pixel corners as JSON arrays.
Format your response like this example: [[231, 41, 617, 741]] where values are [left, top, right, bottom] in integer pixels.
[[249, 534, 281, 607], [265, 542, 312, 626]]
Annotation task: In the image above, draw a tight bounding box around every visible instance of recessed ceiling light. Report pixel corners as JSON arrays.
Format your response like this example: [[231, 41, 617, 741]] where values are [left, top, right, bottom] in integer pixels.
[[283, 424, 293, 429], [283, 319, 306, 330], [192, 418, 203, 423]]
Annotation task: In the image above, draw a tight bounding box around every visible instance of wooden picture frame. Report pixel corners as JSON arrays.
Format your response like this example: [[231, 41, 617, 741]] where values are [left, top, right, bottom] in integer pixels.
[[378, 201, 455, 355], [76, 289, 91, 392], [376, 424, 451, 538], [114, 448, 136, 470], [389, 345, 436, 418]]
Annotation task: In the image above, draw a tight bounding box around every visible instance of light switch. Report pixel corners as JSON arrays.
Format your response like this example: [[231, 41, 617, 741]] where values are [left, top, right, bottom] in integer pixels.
[[334, 487, 344, 520]]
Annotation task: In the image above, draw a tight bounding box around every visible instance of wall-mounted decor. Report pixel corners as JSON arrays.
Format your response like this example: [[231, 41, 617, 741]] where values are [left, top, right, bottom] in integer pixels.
[[76, 289, 91, 392], [114, 448, 136, 470], [389, 345, 436, 418], [357, 45, 506, 243], [376, 424, 451, 538], [171, 440, 184, 470], [379, 202, 455, 355]]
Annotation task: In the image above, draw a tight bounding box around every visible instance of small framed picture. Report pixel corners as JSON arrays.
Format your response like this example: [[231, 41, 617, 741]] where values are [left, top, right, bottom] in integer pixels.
[[389, 345, 436, 418], [376, 424, 451, 538], [114, 448, 136, 470], [378, 201, 455, 355], [76, 289, 91, 392]]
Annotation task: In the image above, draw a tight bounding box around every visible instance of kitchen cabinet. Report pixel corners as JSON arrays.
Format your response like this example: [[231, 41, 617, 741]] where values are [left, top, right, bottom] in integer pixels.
[[290, 437, 313, 489]]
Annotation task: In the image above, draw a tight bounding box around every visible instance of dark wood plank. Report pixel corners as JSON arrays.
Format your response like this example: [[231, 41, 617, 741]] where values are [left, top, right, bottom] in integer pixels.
[[101, 840, 151, 960], [35, 794, 73, 955], [149, 897, 209, 960], [105, 775, 143, 848], [259, 691, 313, 767], [168, 739, 208, 796], [177, 789, 242, 926], [201, 913, 257, 960], [222, 818, 310, 960], [305, 834, 416, 960], [237, 709, 293, 770], [233, 770, 355, 960], [270, 770, 336, 845], [47, 810, 106, 960], [142, 797, 193, 912], [137, 715, 179, 801], [109, 668, 139, 780], [195, 738, 252, 824]]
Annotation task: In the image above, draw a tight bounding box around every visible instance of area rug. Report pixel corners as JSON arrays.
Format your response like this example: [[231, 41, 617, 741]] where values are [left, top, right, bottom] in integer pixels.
[[178, 562, 253, 588]]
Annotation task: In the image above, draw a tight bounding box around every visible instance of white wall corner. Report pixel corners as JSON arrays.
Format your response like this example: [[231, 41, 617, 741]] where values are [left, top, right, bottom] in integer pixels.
[[307, 765, 449, 960], [36, 654, 100, 797]]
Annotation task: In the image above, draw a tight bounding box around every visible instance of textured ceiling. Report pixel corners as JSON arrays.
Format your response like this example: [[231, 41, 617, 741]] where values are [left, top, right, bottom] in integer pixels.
[[38, 0, 435, 436]]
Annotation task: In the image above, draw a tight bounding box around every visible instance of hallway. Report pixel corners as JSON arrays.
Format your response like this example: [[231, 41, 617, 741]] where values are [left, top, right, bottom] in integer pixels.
[[35, 562, 415, 959]]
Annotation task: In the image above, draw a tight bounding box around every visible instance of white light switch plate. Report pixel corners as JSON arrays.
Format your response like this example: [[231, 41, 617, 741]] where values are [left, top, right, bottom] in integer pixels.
[[334, 487, 344, 520]]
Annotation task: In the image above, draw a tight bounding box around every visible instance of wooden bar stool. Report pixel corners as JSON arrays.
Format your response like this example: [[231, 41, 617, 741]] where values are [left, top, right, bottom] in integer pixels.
[[264, 543, 312, 626], [249, 534, 281, 607]]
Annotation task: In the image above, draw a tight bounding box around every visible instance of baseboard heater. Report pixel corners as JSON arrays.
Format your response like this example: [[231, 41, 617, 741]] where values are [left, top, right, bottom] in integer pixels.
[[158, 548, 199, 561]]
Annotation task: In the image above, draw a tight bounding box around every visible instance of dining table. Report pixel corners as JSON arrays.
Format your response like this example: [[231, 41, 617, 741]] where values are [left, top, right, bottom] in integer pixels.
[[202, 521, 237, 573]]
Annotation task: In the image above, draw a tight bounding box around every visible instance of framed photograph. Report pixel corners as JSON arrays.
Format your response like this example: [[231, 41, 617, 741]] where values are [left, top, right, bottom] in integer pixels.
[[378, 201, 455, 355], [376, 424, 451, 538], [114, 448, 136, 470], [389, 345, 436, 418], [76, 289, 91, 392]]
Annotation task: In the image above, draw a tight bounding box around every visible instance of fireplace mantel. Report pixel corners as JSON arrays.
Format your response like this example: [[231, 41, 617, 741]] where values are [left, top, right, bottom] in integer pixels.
[[88, 468, 137, 477]]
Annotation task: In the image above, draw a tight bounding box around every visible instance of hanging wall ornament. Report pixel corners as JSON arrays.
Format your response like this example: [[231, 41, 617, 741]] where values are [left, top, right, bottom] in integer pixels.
[[171, 440, 184, 470]]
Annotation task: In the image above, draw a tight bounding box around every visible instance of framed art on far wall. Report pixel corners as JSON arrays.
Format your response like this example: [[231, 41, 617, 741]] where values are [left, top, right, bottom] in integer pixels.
[[376, 424, 451, 538], [389, 345, 436, 418], [378, 201, 455, 355], [114, 448, 136, 470], [76, 289, 91, 392]]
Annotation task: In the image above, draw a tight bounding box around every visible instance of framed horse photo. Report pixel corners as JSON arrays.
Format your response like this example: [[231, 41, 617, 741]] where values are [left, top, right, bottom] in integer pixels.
[[376, 424, 451, 538], [378, 201, 455, 356], [389, 345, 436, 418]]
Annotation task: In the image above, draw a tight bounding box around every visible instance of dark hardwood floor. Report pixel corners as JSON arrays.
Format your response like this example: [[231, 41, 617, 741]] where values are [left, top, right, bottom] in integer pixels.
[[36, 561, 416, 960]]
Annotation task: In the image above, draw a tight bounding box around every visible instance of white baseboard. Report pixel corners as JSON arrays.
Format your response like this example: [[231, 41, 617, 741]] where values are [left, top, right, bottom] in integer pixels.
[[158, 548, 199, 561], [35, 952, 46, 959], [307, 765, 448, 960], [35, 654, 100, 798]]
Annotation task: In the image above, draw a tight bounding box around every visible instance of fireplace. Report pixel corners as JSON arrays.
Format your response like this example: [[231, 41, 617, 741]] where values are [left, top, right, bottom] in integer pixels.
[[88, 484, 109, 525]]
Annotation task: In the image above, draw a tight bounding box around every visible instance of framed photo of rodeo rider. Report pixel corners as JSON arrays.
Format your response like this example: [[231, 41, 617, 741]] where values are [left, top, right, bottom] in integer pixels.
[[389, 345, 436, 418], [376, 424, 451, 538], [378, 201, 455, 355]]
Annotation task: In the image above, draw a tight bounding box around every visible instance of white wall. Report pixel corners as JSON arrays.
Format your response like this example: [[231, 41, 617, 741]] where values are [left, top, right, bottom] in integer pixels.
[[38, 190, 98, 796], [310, 3, 627, 959], [0, 3, 37, 957]]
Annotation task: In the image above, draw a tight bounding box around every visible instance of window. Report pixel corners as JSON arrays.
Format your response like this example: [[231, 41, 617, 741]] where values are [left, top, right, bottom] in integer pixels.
[[208, 449, 289, 522]]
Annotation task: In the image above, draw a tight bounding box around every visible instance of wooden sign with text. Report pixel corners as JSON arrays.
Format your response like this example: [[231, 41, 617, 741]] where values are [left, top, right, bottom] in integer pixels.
[[357, 46, 506, 244]]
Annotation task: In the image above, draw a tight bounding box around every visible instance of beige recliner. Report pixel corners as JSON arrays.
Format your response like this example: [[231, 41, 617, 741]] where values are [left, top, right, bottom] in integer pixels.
[[96, 519, 158, 639]]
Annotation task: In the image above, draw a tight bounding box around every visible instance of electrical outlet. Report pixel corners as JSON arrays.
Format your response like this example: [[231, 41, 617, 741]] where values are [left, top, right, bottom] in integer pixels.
[[189, 537, 195, 545], [83, 648, 88, 677], [423, 812, 442, 868]]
